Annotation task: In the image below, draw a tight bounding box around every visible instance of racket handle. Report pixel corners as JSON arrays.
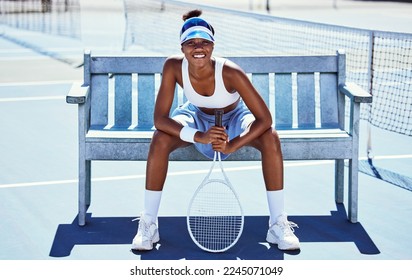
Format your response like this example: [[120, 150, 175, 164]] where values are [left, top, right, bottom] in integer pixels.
[[215, 109, 224, 127]]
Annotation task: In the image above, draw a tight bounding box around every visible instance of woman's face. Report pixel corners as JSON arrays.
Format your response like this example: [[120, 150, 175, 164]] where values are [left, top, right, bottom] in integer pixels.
[[181, 38, 214, 66]]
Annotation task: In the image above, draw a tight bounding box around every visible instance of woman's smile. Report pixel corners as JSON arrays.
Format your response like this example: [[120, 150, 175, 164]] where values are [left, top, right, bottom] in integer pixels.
[[193, 53, 206, 59]]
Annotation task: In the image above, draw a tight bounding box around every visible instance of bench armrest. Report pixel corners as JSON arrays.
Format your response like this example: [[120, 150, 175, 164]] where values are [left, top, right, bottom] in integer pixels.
[[66, 82, 90, 104], [339, 82, 372, 103]]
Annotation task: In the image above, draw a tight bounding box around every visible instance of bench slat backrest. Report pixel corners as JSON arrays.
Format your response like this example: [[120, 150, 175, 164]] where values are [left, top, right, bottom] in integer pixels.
[[85, 52, 344, 131], [90, 74, 109, 129], [275, 73, 293, 128], [115, 74, 132, 127]]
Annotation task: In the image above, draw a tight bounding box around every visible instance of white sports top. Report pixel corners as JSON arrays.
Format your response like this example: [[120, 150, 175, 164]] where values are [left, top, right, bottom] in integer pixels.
[[182, 57, 240, 108]]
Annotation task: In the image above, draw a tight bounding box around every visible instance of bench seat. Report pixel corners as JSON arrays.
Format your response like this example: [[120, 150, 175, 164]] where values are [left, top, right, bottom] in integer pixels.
[[84, 128, 351, 161]]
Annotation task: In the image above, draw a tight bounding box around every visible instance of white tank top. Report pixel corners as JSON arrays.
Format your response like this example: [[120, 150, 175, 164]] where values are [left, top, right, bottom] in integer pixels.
[[182, 57, 240, 108]]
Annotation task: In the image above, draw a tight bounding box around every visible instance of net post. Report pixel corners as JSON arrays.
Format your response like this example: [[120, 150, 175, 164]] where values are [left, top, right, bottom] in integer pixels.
[[366, 31, 375, 161]]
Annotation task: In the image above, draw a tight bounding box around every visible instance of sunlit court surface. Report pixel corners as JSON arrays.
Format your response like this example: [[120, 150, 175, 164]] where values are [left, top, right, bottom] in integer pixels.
[[0, 0, 411, 279]]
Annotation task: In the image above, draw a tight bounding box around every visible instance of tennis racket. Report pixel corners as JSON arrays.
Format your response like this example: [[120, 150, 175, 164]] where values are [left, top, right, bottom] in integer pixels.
[[187, 109, 244, 253]]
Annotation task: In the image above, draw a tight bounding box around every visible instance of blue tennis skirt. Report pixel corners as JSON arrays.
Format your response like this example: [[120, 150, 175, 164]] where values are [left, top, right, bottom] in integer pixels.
[[171, 100, 255, 160]]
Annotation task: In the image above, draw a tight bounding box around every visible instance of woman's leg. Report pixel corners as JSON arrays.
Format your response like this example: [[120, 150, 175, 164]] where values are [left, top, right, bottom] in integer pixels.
[[143, 130, 188, 218], [249, 128, 300, 250], [249, 128, 285, 222], [145, 130, 187, 191], [132, 130, 187, 250], [250, 128, 284, 191], [251, 129, 284, 220], [143, 104, 198, 218]]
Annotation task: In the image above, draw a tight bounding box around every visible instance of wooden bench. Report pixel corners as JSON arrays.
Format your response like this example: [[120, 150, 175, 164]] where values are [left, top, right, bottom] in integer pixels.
[[66, 50, 372, 226]]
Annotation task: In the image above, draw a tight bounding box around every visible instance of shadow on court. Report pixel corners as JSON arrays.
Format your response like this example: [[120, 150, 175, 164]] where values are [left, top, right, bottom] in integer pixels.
[[49, 204, 380, 259]]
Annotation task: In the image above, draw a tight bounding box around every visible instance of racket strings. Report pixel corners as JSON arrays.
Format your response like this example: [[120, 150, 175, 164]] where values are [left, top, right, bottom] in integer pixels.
[[188, 179, 243, 252]]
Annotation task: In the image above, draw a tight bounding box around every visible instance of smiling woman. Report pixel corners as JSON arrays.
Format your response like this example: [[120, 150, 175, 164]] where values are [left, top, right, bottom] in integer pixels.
[[131, 9, 300, 252]]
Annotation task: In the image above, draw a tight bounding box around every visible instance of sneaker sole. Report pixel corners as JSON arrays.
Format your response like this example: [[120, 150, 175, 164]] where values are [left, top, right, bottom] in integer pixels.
[[266, 234, 300, 251], [131, 233, 160, 251], [131, 243, 153, 251]]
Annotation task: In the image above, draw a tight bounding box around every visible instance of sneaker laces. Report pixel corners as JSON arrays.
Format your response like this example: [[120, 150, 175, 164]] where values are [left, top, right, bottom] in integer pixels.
[[132, 215, 151, 237], [138, 219, 150, 237], [279, 220, 299, 237]]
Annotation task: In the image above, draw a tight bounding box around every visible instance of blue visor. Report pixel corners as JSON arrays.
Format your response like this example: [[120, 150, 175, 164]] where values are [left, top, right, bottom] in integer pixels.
[[180, 17, 215, 44], [181, 30, 214, 44], [180, 17, 213, 35]]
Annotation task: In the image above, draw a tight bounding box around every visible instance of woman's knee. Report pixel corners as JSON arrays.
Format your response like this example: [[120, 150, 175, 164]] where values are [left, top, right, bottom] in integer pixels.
[[150, 130, 183, 154], [256, 128, 281, 152], [271, 129, 282, 149]]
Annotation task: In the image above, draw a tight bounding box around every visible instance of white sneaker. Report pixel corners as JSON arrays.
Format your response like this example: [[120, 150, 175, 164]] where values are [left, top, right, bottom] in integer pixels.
[[131, 213, 160, 250], [266, 213, 300, 250]]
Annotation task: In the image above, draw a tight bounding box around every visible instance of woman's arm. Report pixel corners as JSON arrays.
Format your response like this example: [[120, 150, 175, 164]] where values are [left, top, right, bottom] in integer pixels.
[[220, 60, 273, 153], [153, 56, 183, 137]]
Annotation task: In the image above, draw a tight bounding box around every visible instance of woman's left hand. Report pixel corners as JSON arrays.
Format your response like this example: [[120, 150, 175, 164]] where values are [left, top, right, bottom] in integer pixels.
[[212, 130, 232, 154]]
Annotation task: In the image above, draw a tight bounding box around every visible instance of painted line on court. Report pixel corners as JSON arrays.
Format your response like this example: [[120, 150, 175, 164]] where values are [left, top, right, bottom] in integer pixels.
[[0, 80, 80, 87], [1, 154, 411, 189], [0, 96, 66, 102], [0, 161, 332, 189]]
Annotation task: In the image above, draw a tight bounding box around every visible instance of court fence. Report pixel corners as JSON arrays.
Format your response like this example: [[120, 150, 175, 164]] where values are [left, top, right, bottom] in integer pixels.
[[0, 0, 81, 39], [123, 0, 412, 137]]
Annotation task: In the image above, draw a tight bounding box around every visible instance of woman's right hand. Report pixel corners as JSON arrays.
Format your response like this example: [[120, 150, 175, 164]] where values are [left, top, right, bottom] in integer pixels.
[[195, 126, 228, 145]]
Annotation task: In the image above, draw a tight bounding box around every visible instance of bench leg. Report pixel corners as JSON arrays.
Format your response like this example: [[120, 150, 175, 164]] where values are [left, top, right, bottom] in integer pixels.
[[335, 159, 345, 204], [347, 101, 360, 223], [348, 158, 359, 223], [78, 159, 91, 226]]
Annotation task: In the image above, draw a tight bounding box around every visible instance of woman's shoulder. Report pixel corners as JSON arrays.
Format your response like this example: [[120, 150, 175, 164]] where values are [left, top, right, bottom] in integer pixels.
[[163, 55, 184, 71], [219, 57, 245, 76], [165, 54, 184, 64]]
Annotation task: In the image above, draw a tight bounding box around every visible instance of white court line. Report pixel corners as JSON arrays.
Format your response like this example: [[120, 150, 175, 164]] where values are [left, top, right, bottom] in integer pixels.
[[1, 154, 411, 189], [367, 154, 412, 160], [0, 48, 82, 54], [0, 161, 331, 189], [0, 80, 80, 87], [0, 56, 80, 61], [0, 96, 65, 102]]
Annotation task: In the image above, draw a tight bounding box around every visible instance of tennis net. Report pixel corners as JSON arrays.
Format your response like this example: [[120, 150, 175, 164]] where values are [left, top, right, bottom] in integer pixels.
[[123, 0, 412, 136]]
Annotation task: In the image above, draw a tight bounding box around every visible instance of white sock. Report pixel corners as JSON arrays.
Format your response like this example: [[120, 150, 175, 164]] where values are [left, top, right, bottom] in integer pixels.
[[266, 190, 285, 225], [144, 190, 162, 223]]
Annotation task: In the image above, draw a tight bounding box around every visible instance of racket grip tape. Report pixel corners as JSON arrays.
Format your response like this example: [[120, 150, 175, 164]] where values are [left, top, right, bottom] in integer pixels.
[[215, 109, 224, 127]]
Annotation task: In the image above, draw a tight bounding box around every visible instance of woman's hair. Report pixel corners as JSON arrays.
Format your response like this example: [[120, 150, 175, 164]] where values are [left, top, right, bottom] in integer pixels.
[[182, 9, 203, 21]]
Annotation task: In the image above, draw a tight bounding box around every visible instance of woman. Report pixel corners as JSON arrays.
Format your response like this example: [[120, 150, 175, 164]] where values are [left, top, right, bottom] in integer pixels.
[[132, 10, 300, 251]]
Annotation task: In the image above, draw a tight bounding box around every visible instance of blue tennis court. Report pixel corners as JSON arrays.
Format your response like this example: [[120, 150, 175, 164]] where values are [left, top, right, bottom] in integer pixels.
[[0, 1, 411, 278]]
